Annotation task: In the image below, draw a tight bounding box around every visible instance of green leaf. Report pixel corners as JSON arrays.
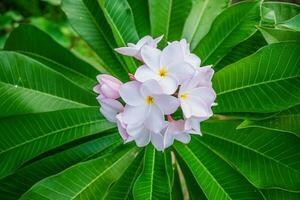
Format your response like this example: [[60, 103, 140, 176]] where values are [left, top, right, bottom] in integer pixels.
[[61, 0, 128, 80], [171, 165, 185, 200], [20, 145, 140, 200], [201, 120, 300, 191], [193, 1, 260, 66], [174, 137, 264, 200], [182, 0, 229, 49], [168, 0, 193, 41], [215, 31, 267, 71], [104, 151, 143, 199], [127, 0, 150, 37], [213, 42, 300, 113], [238, 104, 300, 138], [0, 107, 115, 179], [176, 156, 207, 200], [133, 146, 173, 200], [278, 14, 300, 31], [4, 25, 98, 89], [0, 51, 96, 118], [97, 0, 139, 72], [261, 189, 300, 200], [0, 134, 121, 200], [262, 2, 300, 24], [148, 0, 172, 46], [258, 26, 300, 44]]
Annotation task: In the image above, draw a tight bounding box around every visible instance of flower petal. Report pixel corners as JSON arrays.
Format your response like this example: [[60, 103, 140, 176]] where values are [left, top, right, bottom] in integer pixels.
[[161, 42, 184, 66], [135, 129, 151, 147], [126, 123, 145, 137], [144, 105, 165, 133], [155, 94, 179, 114], [168, 61, 195, 84], [119, 81, 144, 106], [151, 133, 164, 151], [123, 105, 147, 125], [175, 133, 191, 144], [141, 46, 161, 71], [181, 101, 192, 118], [135, 65, 158, 83], [158, 76, 178, 95], [140, 79, 163, 97], [187, 95, 213, 118], [115, 47, 139, 57], [190, 87, 216, 106], [99, 99, 123, 123], [163, 129, 174, 149]]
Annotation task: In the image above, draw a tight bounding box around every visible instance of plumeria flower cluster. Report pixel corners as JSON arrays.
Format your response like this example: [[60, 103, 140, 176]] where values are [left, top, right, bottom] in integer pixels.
[[94, 36, 216, 151]]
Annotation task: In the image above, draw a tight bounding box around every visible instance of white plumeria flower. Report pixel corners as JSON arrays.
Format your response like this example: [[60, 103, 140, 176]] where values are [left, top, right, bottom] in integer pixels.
[[119, 79, 179, 133], [184, 117, 208, 135], [179, 72, 216, 119], [115, 35, 163, 61], [97, 97, 123, 123], [164, 119, 191, 149], [135, 41, 195, 94], [116, 113, 134, 143]]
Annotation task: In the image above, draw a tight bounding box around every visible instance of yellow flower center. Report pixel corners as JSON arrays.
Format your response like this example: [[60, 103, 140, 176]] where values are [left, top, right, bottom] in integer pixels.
[[145, 96, 155, 105], [158, 67, 168, 78], [180, 93, 189, 100]]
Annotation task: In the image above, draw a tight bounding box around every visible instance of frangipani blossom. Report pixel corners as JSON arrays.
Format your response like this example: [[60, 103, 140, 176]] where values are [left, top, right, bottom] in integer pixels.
[[120, 80, 179, 132], [179, 72, 216, 119], [135, 42, 195, 94], [98, 97, 123, 123], [164, 119, 191, 149], [93, 74, 122, 99], [96, 36, 216, 151], [115, 35, 163, 61]]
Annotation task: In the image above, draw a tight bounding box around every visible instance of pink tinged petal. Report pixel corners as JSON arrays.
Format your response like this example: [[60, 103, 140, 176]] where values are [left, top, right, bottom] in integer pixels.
[[126, 123, 145, 138], [175, 133, 191, 144], [185, 118, 202, 135], [168, 61, 195, 84], [161, 41, 184, 66], [158, 76, 178, 95], [135, 129, 151, 147], [123, 105, 147, 125], [190, 87, 216, 106], [93, 84, 101, 94], [119, 81, 144, 106], [99, 99, 123, 123], [135, 65, 158, 82], [100, 84, 120, 99], [151, 133, 164, 151], [97, 74, 122, 86], [186, 95, 213, 118], [144, 105, 165, 133], [96, 74, 122, 98], [163, 130, 174, 149], [116, 113, 129, 140], [115, 47, 139, 57], [181, 101, 192, 118], [141, 46, 161, 71], [155, 95, 179, 115], [140, 79, 163, 97]]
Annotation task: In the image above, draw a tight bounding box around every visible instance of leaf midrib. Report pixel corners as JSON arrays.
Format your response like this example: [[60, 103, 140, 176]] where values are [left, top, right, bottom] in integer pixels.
[[0, 119, 110, 155], [203, 130, 300, 175], [71, 147, 137, 200], [216, 74, 300, 96], [176, 144, 231, 200]]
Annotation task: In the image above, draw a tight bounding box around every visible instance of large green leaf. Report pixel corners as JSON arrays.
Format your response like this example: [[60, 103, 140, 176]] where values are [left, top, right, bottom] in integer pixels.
[[0, 134, 121, 200], [213, 42, 300, 113], [0, 107, 115, 179], [215, 31, 267, 71], [278, 14, 300, 31], [258, 26, 300, 44], [0, 51, 96, 118], [133, 146, 173, 200], [193, 1, 260, 66], [201, 121, 300, 191], [97, 0, 139, 72], [127, 0, 150, 37], [174, 138, 264, 200], [167, 0, 193, 41], [262, 2, 300, 24], [61, 0, 128, 80], [104, 151, 143, 199], [238, 104, 300, 138], [20, 145, 140, 200], [261, 189, 300, 200], [182, 0, 229, 49], [4, 25, 98, 89]]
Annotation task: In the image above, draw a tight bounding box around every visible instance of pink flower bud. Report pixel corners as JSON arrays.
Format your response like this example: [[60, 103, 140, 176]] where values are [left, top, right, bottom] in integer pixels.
[[93, 74, 122, 99]]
